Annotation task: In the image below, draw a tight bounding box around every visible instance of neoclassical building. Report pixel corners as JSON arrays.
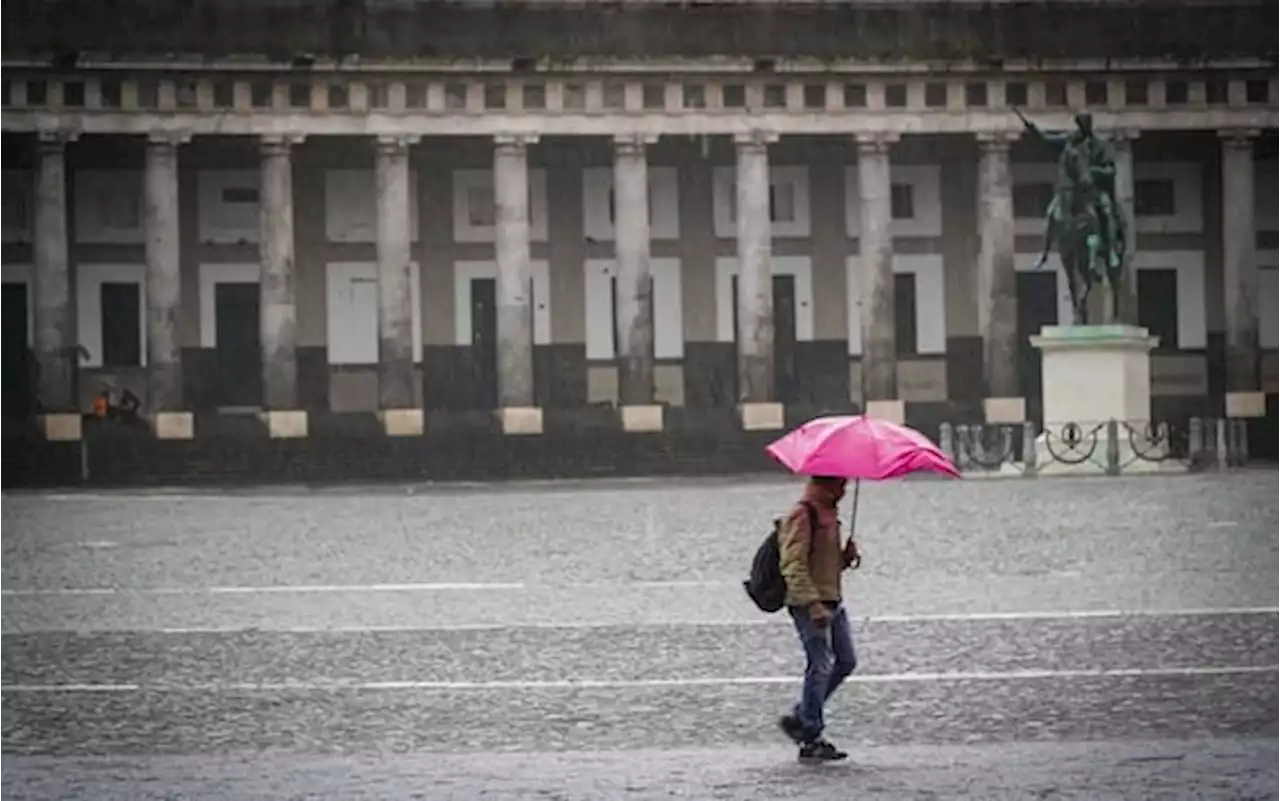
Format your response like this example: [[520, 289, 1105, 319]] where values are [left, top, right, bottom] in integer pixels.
[[2, 0, 1276, 442]]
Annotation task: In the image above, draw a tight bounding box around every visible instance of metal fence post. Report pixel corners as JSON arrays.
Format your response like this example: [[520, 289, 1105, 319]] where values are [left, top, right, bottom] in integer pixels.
[[1021, 420, 1038, 476], [1105, 419, 1120, 476]]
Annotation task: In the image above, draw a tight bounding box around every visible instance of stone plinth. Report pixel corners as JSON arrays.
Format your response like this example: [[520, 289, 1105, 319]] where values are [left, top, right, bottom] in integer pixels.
[[1030, 324, 1183, 476]]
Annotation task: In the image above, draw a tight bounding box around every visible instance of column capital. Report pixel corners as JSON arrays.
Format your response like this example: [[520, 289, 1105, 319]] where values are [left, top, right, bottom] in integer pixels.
[[261, 133, 306, 155], [613, 133, 659, 154], [374, 134, 420, 155], [976, 130, 1019, 151], [854, 132, 899, 154], [1219, 128, 1261, 147], [36, 130, 80, 151], [146, 131, 192, 148], [1106, 128, 1141, 145], [494, 133, 539, 151], [733, 129, 778, 150]]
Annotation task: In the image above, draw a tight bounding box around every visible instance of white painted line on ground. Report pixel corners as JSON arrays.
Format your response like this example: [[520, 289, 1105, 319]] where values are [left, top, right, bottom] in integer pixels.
[[0, 580, 727, 596], [3, 665, 1275, 694]]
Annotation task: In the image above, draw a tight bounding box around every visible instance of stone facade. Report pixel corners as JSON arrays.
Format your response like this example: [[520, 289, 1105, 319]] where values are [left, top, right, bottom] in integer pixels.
[[0, 0, 1276, 484]]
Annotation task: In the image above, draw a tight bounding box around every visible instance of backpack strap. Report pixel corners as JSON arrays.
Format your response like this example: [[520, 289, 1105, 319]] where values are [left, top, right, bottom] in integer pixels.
[[798, 500, 820, 558]]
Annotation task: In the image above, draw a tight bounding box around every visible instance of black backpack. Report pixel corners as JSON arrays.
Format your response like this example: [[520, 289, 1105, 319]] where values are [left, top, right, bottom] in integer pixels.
[[742, 501, 818, 613]]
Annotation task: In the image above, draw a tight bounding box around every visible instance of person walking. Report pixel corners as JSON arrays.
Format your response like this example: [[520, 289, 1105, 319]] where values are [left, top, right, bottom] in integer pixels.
[[776, 475, 861, 762]]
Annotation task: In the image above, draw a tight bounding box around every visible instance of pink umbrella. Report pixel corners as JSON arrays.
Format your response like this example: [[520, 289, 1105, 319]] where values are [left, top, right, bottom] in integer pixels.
[[765, 415, 961, 552]]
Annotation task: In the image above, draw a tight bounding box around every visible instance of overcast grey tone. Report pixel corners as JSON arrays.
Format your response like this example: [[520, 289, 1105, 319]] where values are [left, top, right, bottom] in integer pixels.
[[3, 472, 1277, 799]]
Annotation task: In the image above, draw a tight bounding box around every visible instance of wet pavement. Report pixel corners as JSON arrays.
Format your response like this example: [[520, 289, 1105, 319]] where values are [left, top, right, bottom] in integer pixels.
[[3, 471, 1278, 799]]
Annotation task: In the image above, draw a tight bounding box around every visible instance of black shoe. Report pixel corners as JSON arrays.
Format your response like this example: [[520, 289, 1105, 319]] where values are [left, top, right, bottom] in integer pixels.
[[778, 714, 807, 744], [798, 738, 848, 763]]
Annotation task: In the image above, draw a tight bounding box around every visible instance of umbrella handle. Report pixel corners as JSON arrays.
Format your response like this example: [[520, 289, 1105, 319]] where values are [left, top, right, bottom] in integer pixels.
[[845, 479, 862, 570]]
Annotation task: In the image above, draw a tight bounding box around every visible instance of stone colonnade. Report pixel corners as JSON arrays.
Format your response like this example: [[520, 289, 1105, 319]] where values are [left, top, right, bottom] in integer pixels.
[[27, 126, 1268, 435]]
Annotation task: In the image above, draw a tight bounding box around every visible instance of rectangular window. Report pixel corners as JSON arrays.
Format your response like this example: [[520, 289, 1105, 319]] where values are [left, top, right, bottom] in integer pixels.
[[3, 179, 31, 234], [890, 184, 914, 220], [211, 79, 233, 109], [327, 83, 348, 109], [843, 83, 867, 108], [1013, 182, 1055, 219], [1165, 80, 1188, 105], [444, 82, 467, 110], [682, 83, 706, 109], [1206, 79, 1228, 105], [1085, 81, 1108, 105], [894, 272, 918, 357], [96, 185, 142, 230], [367, 82, 388, 109], [100, 282, 142, 367], [1137, 268, 1178, 352], [924, 83, 947, 108], [27, 80, 47, 105], [101, 78, 123, 108], [803, 83, 826, 109], [522, 83, 546, 110], [769, 183, 796, 223], [602, 82, 625, 110], [467, 186, 495, 228], [1124, 79, 1149, 106], [763, 84, 786, 109], [175, 79, 198, 109], [289, 81, 310, 109], [1246, 79, 1268, 104], [405, 82, 428, 109], [642, 82, 665, 110], [562, 83, 586, 110], [1044, 80, 1067, 107], [885, 84, 907, 108], [63, 81, 86, 108], [250, 80, 272, 109], [964, 82, 987, 107], [484, 82, 506, 110], [1135, 179, 1176, 217], [1005, 81, 1028, 106], [722, 84, 746, 109]]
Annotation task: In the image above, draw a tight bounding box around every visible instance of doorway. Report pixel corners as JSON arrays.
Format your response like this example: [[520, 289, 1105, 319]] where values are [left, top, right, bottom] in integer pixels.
[[1016, 271, 1059, 427], [469, 277, 498, 409], [214, 282, 263, 407], [730, 274, 799, 403], [2, 283, 32, 420]]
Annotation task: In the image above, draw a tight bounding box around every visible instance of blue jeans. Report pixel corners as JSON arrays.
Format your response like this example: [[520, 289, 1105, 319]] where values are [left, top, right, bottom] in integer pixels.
[[787, 603, 857, 740]]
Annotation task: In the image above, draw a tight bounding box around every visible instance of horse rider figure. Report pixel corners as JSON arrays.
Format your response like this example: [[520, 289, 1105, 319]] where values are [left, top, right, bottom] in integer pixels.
[[1016, 109, 1126, 277]]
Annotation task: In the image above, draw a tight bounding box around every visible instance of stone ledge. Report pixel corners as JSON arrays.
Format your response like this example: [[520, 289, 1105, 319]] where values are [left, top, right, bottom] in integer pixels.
[[260, 410, 309, 439], [1225, 391, 1267, 419], [39, 413, 82, 442], [983, 397, 1026, 425], [380, 409, 425, 437], [153, 412, 194, 441], [738, 402, 784, 431], [864, 399, 905, 424], [620, 404, 664, 433], [496, 406, 543, 436]]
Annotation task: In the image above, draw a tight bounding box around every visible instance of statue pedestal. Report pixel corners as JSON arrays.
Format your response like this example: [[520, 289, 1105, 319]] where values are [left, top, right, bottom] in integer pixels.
[[1029, 324, 1184, 476]]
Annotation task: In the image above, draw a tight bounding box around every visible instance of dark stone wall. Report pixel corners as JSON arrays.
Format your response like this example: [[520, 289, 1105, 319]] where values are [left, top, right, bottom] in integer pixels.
[[5, 1, 1274, 64]]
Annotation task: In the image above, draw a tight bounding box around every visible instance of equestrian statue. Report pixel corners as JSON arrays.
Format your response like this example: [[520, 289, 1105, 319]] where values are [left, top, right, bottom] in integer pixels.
[[1016, 108, 1129, 324]]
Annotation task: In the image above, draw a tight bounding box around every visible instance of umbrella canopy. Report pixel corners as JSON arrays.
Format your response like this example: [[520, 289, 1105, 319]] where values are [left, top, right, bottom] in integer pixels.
[[765, 414, 961, 481]]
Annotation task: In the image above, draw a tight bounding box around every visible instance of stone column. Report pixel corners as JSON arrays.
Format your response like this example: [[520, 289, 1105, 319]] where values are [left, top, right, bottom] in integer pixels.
[[1220, 129, 1262, 410], [976, 132, 1021, 421], [145, 132, 189, 419], [259, 134, 302, 411], [374, 134, 419, 412], [613, 133, 658, 408], [1111, 130, 1139, 324], [734, 130, 776, 407], [494, 133, 537, 413], [856, 133, 899, 412], [32, 132, 76, 415]]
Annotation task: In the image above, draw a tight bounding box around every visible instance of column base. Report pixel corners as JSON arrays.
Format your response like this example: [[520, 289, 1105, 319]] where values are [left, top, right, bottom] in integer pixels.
[[496, 407, 543, 436], [864, 399, 905, 424], [259, 410, 309, 439], [620, 404, 664, 433], [39, 413, 82, 442], [983, 397, 1026, 424], [380, 409, 424, 437], [738, 402, 784, 431], [153, 412, 194, 440], [1225, 391, 1266, 418]]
